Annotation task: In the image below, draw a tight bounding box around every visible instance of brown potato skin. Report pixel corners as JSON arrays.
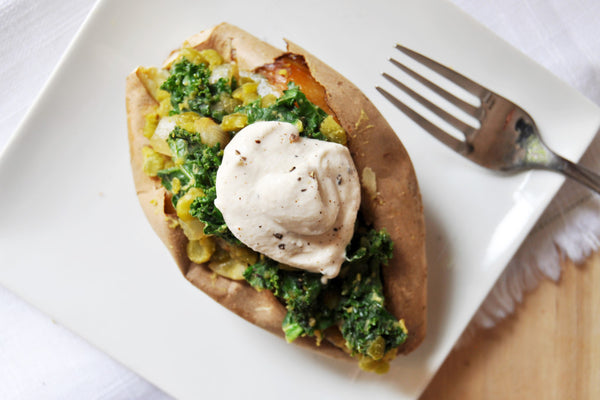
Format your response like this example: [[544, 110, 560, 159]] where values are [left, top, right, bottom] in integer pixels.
[[126, 23, 427, 359]]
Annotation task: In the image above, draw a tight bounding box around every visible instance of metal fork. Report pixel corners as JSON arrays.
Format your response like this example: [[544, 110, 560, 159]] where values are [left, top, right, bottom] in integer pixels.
[[376, 45, 600, 194]]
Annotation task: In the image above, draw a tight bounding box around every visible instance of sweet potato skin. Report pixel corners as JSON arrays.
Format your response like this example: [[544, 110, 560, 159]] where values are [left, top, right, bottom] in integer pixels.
[[126, 22, 426, 358]]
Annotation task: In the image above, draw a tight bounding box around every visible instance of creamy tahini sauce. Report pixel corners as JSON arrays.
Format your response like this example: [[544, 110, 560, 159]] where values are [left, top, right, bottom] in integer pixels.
[[214, 121, 361, 279]]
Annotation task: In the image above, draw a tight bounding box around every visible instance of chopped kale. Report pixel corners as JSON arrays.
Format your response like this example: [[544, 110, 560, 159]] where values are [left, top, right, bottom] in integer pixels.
[[337, 266, 407, 357], [337, 227, 406, 356], [345, 225, 394, 265], [278, 268, 336, 343], [243, 225, 406, 357], [244, 258, 336, 342], [243, 257, 281, 293], [161, 59, 329, 138], [238, 83, 328, 141], [190, 187, 238, 243], [160, 58, 235, 122], [157, 126, 237, 243]]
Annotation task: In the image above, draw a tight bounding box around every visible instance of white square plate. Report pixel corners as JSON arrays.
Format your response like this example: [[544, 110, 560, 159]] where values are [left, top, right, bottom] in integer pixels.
[[1, 0, 599, 398]]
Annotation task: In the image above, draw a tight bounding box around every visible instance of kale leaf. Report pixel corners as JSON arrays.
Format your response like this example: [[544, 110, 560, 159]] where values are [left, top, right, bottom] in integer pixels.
[[244, 258, 336, 342], [190, 187, 238, 243], [238, 83, 328, 141], [243, 257, 281, 293], [161, 60, 328, 137], [337, 227, 406, 357], [243, 225, 406, 356], [160, 58, 234, 121], [157, 127, 237, 243], [337, 268, 407, 357], [345, 226, 394, 265]]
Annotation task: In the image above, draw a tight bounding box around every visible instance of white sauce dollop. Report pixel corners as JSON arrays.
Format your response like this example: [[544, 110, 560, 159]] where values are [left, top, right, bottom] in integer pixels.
[[214, 121, 361, 279]]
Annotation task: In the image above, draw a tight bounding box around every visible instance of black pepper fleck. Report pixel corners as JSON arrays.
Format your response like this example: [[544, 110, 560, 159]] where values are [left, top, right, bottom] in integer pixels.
[[289, 166, 296, 172], [273, 233, 283, 239], [301, 188, 307, 192], [278, 243, 286, 250], [336, 174, 343, 185]]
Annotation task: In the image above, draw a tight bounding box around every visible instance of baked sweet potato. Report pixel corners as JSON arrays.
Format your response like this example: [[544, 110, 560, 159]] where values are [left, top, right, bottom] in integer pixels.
[[126, 22, 426, 369]]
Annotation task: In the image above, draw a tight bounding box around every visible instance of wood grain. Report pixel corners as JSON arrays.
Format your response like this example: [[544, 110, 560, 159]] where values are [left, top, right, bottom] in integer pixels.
[[421, 252, 600, 399]]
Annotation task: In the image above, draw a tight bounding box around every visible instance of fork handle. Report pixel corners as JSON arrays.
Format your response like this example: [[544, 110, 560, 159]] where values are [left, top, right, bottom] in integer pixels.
[[553, 156, 600, 195]]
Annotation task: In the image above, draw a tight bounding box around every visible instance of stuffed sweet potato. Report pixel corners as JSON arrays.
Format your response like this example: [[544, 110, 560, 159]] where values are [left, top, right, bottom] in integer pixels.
[[126, 23, 426, 373]]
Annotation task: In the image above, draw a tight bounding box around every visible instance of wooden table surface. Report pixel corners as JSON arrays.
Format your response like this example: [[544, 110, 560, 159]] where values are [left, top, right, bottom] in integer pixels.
[[421, 252, 600, 399]]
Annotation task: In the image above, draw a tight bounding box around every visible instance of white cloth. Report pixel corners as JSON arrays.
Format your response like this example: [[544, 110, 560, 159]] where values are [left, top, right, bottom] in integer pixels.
[[1, 0, 599, 397]]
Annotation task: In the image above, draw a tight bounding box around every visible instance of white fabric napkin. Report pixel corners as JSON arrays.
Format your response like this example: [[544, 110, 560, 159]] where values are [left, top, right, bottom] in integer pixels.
[[0, 0, 598, 397]]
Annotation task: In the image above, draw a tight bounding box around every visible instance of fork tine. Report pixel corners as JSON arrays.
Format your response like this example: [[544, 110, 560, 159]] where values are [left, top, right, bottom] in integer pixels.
[[375, 86, 469, 154], [395, 44, 490, 100], [389, 58, 480, 118], [382, 72, 475, 136]]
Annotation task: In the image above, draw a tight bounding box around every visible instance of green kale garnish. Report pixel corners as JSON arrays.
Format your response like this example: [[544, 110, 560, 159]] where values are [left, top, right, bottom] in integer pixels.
[[243, 257, 281, 292], [189, 187, 236, 242], [337, 227, 406, 357], [244, 258, 336, 342], [344, 226, 394, 265], [161, 59, 328, 138], [160, 58, 235, 122], [238, 83, 328, 141], [243, 226, 406, 357], [156, 126, 237, 243]]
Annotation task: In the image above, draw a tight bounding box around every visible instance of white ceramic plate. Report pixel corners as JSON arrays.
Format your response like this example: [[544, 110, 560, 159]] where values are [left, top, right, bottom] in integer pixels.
[[1, 0, 599, 398]]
